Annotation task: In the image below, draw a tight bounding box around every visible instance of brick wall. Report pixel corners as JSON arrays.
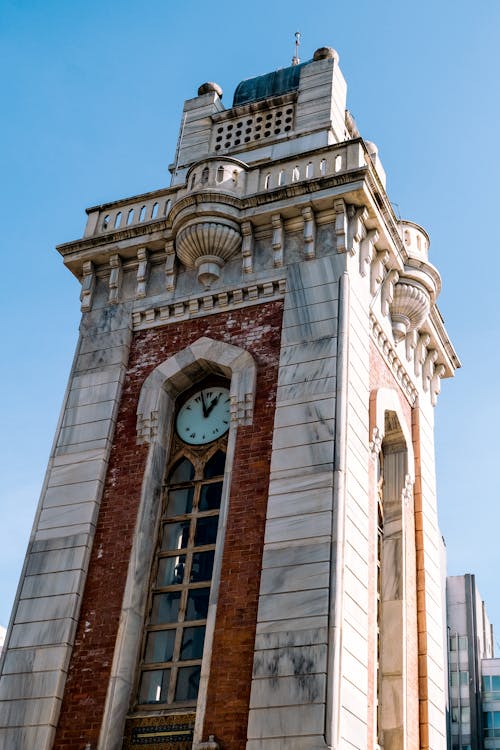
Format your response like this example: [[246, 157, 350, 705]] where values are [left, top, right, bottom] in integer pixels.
[[53, 301, 283, 750]]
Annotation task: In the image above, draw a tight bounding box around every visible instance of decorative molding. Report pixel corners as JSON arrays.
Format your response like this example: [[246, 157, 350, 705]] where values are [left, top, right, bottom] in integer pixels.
[[360, 228, 379, 278], [108, 254, 122, 305], [302, 206, 316, 260], [271, 214, 284, 268], [431, 363, 446, 406], [402, 473, 413, 506], [381, 269, 399, 316], [405, 329, 417, 363], [334, 198, 347, 254], [132, 278, 286, 330], [176, 220, 242, 287], [136, 336, 257, 444], [371, 249, 389, 295], [414, 333, 430, 378], [423, 348, 438, 392], [348, 205, 368, 257], [241, 220, 254, 274], [369, 426, 383, 456], [165, 239, 176, 292], [390, 279, 430, 342], [80, 260, 95, 312], [193, 737, 220, 750], [135, 247, 149, 299], [370, 313, 418, 405]]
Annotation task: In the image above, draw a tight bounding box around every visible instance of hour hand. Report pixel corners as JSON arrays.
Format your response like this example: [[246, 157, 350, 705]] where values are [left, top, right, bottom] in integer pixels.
[[205, 394, 220, 417]]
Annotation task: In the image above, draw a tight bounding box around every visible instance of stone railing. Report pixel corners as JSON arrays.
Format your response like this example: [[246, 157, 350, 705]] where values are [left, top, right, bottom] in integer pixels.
[[84, 189, 176, 238]]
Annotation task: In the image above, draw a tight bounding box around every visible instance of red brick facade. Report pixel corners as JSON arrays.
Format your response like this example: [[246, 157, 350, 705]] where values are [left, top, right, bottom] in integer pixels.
[[53, 301, 283, 750]]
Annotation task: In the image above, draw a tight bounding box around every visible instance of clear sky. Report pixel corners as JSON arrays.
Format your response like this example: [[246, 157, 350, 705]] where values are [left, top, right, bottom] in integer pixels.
[[1, 0, 499, 644]]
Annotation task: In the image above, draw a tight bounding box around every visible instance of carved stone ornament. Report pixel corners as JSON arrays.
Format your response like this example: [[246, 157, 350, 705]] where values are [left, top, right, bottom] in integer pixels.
[[176, 219, 242, 287], [390, 279, 431, 342], [193, 736, 220, 750]]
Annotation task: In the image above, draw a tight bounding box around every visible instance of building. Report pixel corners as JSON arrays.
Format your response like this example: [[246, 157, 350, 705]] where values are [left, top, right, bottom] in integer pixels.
[[446, 574, 498, 750], [0, 46, 459, 749]]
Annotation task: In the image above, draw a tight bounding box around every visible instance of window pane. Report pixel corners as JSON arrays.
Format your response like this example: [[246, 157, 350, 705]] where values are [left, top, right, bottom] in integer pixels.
[[151, 592, 181, 624], [175, 665, 200, 701], [483, 676, 491, 690], [460, 670, 468, 685], [161, 521, 190, 551], [144, 630, 176, 663], [180, 626, 206, 660], [186, 588, 210, 620], [166, 488, 194, 516], [157, 556, 186, 586], [492, 675, 500, 691], [451, 671, 458, 687], [168, 458, 195, 483], [461, 706, 470, 722], [199, 482, 223, 511], [459, 636, 468, 650], [194, 516, 218, 546], [191, 551, 215, 582], [139, 669, 170, 704], [204, 451, 226, 478]]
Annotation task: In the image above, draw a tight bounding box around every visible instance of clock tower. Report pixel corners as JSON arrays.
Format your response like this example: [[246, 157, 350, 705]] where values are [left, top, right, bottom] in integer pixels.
[[0, 46, 458, 750]]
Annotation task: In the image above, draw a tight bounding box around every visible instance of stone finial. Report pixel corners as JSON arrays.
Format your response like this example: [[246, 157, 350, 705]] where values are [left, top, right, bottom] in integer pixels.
[[313, 46, 338, 62], [198, 82, 223, 98]]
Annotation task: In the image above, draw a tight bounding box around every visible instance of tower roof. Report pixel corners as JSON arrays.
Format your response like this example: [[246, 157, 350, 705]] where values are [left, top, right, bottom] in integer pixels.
[[232, 62, 307, 106]]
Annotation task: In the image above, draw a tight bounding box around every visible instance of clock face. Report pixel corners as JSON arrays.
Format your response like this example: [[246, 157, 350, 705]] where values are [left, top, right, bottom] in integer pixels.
[[176, 387, 231, 445]]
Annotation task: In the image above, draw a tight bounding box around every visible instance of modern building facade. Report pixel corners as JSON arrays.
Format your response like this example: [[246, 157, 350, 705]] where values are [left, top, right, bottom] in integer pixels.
[[0, 46, 459, 749], [446, 574, 497, 750]]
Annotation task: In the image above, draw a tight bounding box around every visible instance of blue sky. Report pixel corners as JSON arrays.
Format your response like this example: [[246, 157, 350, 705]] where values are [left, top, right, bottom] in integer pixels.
[[1, 1, 499, 642]]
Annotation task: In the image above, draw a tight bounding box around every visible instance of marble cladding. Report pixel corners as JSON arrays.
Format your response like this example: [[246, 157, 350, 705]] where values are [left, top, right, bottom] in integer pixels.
[[0, 306, 132, 748]]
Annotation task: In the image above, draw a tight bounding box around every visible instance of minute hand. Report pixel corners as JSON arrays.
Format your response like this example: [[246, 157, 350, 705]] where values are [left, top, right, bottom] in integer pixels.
[[205, 394, 220, 417]]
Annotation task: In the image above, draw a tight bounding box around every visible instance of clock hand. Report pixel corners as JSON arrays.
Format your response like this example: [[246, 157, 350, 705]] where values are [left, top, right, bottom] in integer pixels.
[[200, 390, 208, 417], [205, 393, 220, 418]]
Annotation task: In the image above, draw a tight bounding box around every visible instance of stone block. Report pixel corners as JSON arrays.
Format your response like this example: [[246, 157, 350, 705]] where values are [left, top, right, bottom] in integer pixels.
[[258, 588, 329, 622], [247, 704, 325, 739], [249, 673, 326, 708]]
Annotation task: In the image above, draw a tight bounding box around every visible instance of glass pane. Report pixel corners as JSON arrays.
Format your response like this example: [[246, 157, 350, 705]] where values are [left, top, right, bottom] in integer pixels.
[[461, 706, 470, 722], [161, 521, 190, 551], [186, 588, 210, 620], [157, 556, 186, 586], [144, 630, 176, 663], [199, 482, 223, 511], [139, 669, 170, 704], [492, 675, 500, 691], [194, 516, 218, 546], [460, 670, 468, 685], [175, 665, 200, 702], [180, 626, 206, 660], [191, 551, 215, 582], [204, 451, 226, 478], [151, 591, 181, 624], [168, 458, 195, 483], [450, 671, 458, 687], [166, 488, 194, 516], [483, 676, 491, 690], [459, 636, 468, 650]]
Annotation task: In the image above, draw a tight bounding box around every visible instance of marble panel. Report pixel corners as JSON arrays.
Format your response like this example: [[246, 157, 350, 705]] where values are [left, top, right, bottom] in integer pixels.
[[0, 725, 55, 748], [255, 615, 328, 637], [342, 676, 368, 722], [78, 328, 131, 354], [343, 568, 368, 614], [282, 319, 337, 347], [276, 376, 335, 402], [270, 440, 333, 473], [0, 696, 60, 727], [31, 533, 88, 553], [277, 358, 334, 387], [25, 547, 86, 576], [54, 437, 110, 456], [284, 282, 338, 308], [266, 487, 332, 519], [246, 737, 326, 750], [341, 646, 368, 689], [247, 704, 324, 739], [56, 419, 113, 448], [9, 618, 76, 649], [250, 673, 326, 708], [67, 379, 121, 408], [343, 591, 368, 634], [1, 645, 70, 675], [259, 561, 330, 595], [48, 458, 107, 488], [283, 299, 338, 328], [253, 643, 327, 680], [71, 367, 123, 390], [269, 462, 334, 484], [262, 541, 330, 569], [274, 397, 334, 429], [20, 570, 81, 599], [14, 593, 79, 624], [34, 522, 94, 541], [341, 706, 367, 748], [37, 501, 98, 531], [264, 511, 331, 545], [62, 400, 116, 428], [74, 345, 129, 373], [254, 628, 328, 653], [43, 480, 102, 508], [269, 469, 333, 497], [258, 588, 329, 622], [0, 671, 62, 700], [272, 422, 334, 450]]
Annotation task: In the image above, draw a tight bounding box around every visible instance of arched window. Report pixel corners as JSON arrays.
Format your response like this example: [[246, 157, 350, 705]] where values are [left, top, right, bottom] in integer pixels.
[[334, 154, 342, 172], [306, 162, 314, 179], [136, 385, 229, 709], [278, 169, 286, 186], [127, 209, 135, 225], [201, 167, 209, 184], [320, 158, 327, 176], [102, 214, 110, 231], [264, 173, 271, 189], [114, 211, 122, 229], [216, 166, 224, 183], [164, 199, 171, 216], [151, 202, 159, 219], [139, 205, 147, 222], [292, 166, 300, 182]]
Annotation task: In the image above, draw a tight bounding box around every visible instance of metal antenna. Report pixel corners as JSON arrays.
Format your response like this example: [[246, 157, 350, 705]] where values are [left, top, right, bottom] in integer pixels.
[[291, 31, 301, 66]]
